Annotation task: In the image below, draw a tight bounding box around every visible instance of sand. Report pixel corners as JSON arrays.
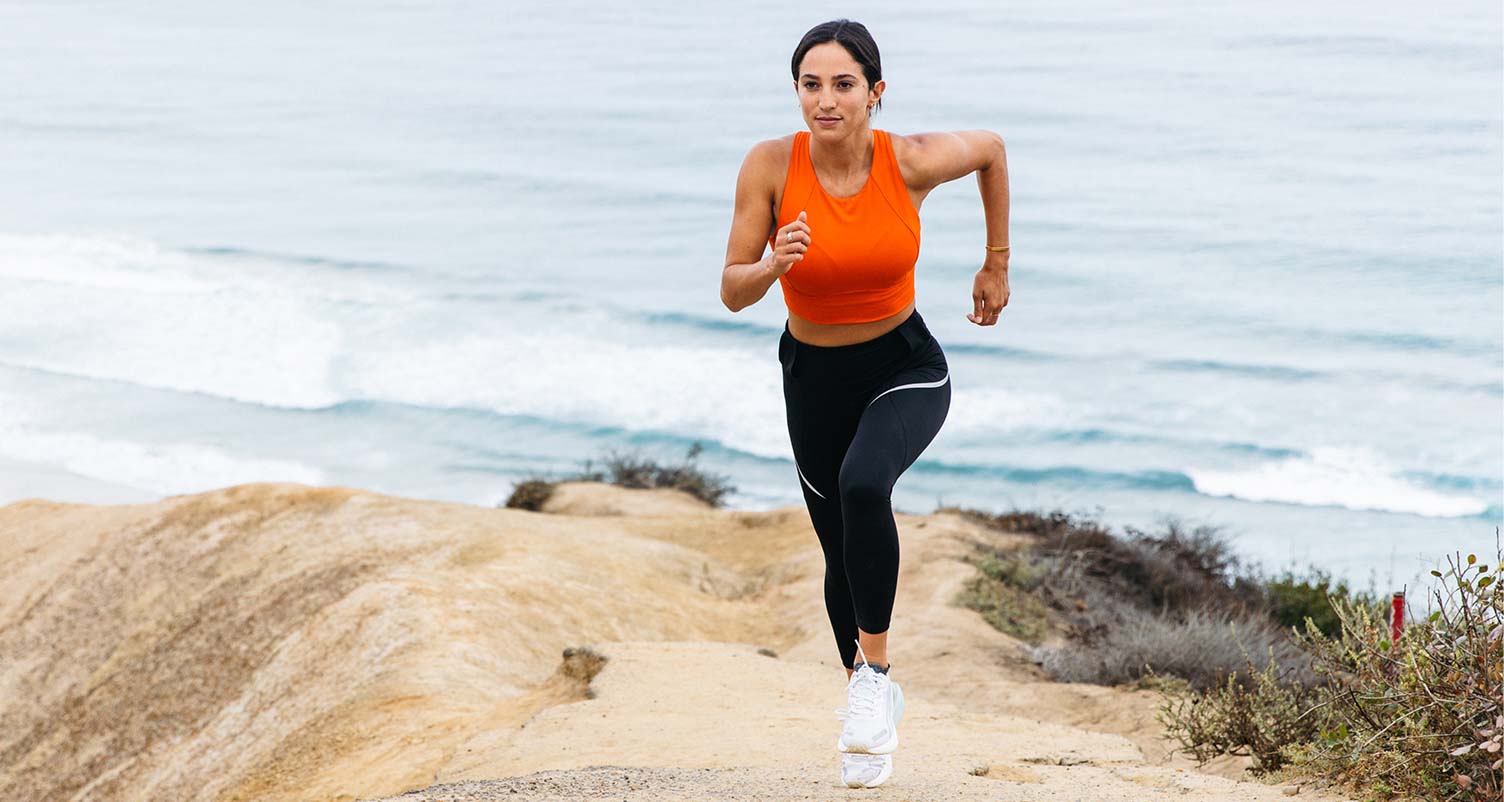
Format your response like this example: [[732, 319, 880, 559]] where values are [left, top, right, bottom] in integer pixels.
[[0, 481, 1356, 801]]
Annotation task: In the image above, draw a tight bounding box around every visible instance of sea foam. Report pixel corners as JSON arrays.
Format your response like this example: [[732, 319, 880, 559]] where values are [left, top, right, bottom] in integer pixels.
[[1189, 445, 1490, 518]]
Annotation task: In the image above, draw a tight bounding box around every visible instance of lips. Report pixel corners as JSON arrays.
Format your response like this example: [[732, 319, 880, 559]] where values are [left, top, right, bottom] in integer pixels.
[[816, 117, 840, 122]]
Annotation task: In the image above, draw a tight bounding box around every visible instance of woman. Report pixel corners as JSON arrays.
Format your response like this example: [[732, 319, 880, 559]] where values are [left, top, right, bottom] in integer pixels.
[[719, 18, 1010, 789]]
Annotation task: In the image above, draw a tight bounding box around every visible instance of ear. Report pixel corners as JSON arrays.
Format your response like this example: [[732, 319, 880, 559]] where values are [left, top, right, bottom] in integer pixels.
[[870, 79, 885, 105]]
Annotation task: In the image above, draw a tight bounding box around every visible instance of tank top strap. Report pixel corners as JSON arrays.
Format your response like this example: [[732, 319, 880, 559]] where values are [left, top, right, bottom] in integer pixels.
[[869, 130, 920, 243], [778, 131, 816, 225]]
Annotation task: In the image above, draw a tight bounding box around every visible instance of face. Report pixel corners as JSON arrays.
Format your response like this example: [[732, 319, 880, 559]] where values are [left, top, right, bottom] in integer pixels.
[[795, 41, 884, 137]]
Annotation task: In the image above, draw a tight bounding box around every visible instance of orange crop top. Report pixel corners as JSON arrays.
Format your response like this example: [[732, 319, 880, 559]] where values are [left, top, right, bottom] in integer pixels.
[[767, 128, 921, 324]]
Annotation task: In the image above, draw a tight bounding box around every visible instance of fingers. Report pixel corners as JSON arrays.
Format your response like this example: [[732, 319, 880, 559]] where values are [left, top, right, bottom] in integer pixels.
[[777, 211, 812, 268], [782, 210, 811, 239], [774, 211, 821, 272], [967, 295, 1007, 325], [778, 230, 810, 252]]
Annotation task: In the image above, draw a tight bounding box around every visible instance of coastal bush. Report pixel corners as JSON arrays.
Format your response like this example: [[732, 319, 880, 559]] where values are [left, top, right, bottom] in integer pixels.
[[948, 505, 1265, 616], [501, 442, 737, 509], [1281, 545, 1503, 800], [1261, 565, 1385, 638], [1157, 539, 1503, 799], [1041, 602, 1322, 691], [504, 478, 557, 511], [951, 506, 1339, 690], [956, 505, 1413, 695], [956, 505, 1503, 797], [595, 442, 736, 506], [1153, 645, 1329, 773]]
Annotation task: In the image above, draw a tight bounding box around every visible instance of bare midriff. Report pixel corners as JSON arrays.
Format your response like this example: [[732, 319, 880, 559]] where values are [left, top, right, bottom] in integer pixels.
[[787, 299, 915, 347]]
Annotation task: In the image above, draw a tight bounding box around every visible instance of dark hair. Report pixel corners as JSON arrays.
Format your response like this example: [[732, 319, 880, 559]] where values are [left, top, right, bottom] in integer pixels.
[[790, 19, 883, 113]]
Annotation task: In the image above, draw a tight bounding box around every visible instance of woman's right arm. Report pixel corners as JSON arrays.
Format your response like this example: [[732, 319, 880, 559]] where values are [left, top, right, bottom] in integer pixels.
[[721, 141, 808, 312]]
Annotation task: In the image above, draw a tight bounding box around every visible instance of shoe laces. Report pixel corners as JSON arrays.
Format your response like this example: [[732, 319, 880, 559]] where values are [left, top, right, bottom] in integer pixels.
[[834, 665, 886, 723]]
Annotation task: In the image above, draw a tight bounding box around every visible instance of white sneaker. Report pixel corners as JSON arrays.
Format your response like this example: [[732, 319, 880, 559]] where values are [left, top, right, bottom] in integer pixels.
[[834, 640, 903, 754], [842, 752, 893, 788]]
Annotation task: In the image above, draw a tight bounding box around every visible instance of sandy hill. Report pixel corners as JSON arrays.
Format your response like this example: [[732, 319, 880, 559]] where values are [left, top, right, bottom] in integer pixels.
[[0, 481, 1357, 801]]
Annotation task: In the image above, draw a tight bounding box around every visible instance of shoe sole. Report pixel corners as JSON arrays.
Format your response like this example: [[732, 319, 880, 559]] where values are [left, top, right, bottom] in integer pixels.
[[835, 681, 903, 755], [844, 756, 893, 788]]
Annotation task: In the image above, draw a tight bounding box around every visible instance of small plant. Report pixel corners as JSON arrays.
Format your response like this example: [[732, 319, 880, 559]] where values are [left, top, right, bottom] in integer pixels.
[[1154, 643, 1330, 772], [504, 478, 557, 511], [502, 442, 737, 509]]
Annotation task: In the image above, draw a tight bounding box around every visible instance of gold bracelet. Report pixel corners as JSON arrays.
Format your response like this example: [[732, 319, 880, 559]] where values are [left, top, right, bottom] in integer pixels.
[[985, 244, 1010, 252]]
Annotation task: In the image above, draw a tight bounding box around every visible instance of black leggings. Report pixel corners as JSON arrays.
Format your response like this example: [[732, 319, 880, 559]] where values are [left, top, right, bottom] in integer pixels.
[[778, 309, 951, 670]]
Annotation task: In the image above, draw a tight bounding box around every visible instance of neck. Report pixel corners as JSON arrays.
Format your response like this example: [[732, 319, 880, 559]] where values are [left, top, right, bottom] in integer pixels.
[[809, 125, 874, 177]]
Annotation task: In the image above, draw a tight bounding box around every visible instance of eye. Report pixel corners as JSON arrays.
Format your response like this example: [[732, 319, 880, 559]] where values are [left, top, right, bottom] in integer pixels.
[[839, 82, 853, 88], [803, 82, 817, 89]]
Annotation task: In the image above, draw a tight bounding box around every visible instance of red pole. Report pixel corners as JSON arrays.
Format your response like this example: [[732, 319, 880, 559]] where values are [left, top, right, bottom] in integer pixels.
[[1390, 591, 1405, 641]]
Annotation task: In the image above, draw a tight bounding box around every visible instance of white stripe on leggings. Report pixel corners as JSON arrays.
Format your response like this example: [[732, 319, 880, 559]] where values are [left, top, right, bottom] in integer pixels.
[[867, 372, 949, 408], [795, 459, 826, 499]]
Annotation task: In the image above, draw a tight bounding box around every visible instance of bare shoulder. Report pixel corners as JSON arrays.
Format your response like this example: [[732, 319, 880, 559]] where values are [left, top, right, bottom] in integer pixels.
[[886, 129, 1003, 191], [725, 134, 800, 265], [741, 134, 797, 183]]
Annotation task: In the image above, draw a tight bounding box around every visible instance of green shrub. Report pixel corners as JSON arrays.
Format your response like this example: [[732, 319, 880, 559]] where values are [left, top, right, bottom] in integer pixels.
[[1262, 565, 1386, 639]]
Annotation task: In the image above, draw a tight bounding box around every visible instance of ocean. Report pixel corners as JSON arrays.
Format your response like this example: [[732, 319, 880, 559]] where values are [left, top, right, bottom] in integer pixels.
[[1, 0, 1499, 600]]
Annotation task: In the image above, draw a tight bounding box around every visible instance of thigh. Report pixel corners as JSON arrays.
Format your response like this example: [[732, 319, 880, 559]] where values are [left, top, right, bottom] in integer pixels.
[[782, 366, 865, 503], [848, 341, 951, 477]]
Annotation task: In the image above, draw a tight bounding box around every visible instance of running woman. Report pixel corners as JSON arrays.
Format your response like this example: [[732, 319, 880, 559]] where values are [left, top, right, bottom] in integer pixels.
[[719, 18, 1010, 789]]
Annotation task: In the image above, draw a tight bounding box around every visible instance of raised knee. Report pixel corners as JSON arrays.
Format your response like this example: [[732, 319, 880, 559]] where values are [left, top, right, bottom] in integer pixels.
[[837, 465, 890, 504]]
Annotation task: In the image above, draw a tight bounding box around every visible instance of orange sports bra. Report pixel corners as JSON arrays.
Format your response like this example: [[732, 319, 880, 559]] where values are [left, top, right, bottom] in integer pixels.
[[768, 128, 921, 324]]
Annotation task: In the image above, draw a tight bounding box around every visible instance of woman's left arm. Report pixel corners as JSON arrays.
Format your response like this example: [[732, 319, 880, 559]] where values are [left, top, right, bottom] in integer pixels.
[[899, 130, 1010, 327]]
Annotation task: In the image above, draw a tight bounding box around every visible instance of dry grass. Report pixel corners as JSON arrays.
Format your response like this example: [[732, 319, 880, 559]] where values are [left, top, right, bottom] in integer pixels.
[[1044, 602, 1322, 691], [954, 569, 1052, 644]]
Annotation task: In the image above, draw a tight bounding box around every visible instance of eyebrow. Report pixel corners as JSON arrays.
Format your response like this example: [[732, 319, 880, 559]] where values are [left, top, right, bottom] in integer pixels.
[[800, 73, 859, 81]]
